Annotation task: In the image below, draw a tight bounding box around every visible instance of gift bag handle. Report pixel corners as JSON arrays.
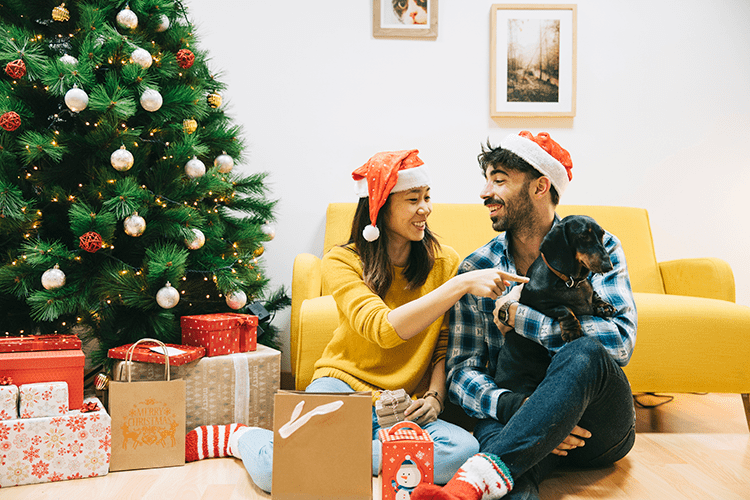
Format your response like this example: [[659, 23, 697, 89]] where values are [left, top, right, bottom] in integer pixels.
[[124, 338, 171, 382], [386, 420, 427, 438]]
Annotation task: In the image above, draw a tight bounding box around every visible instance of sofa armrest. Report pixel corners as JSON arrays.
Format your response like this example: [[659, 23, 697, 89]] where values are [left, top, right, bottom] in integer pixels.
[[291, 253, 323, 376], [659, 257, 735, 302], [294, 295, 338, 390]]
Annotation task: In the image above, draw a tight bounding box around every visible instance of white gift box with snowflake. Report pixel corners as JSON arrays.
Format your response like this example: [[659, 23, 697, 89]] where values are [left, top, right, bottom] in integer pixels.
[[0, 397, 111, 488], [0, 384, 18, 421], [18, 381, 69, 419]]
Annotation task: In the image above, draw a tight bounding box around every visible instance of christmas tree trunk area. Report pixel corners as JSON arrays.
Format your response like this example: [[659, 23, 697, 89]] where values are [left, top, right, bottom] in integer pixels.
[[0, 0, 288, 365]]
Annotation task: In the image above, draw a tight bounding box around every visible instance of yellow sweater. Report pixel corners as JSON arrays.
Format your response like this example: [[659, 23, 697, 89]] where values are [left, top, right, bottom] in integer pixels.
[[312, 244, 460, 397]]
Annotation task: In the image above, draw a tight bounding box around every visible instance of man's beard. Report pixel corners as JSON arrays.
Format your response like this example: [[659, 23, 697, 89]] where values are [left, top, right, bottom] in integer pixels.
[[489, 183, 535, 234]]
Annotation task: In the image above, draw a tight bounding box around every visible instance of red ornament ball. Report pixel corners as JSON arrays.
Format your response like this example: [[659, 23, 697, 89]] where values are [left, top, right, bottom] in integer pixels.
[[79, 231, 103, 253], [4, 59, 26, 79], [0, 111, 21, 132], [176, 49, 195, 69]]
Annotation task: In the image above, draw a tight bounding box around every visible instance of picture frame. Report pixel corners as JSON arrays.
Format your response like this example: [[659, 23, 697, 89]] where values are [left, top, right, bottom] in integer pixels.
[[490, 4, 577, 117], [373, 0, 438, 40]]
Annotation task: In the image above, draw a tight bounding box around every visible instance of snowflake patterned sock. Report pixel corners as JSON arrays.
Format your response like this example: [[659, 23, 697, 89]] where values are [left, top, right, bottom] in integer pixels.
[[411, 453, 513, 500], [185, 423, 248, 462]]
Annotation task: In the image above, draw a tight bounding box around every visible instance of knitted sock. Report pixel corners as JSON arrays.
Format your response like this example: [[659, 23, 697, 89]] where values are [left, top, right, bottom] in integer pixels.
[[185, 423, 248, 462], [411, 453, 513, 500]]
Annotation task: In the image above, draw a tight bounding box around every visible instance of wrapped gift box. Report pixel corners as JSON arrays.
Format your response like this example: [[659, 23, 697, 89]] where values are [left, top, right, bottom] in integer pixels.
[[0, 397, 110, 488], [378, 421, 434, 500], [180, 313, 243, 357], [19, 381, 69, 418], [1, 383, 18, 420], [107, 341, 205, 366], [0, 350, 85, 410], [375, 389, 412, 428], [224, 313, 258, 352], [112, 345, 280, 431], [0, 334, 81, 353]]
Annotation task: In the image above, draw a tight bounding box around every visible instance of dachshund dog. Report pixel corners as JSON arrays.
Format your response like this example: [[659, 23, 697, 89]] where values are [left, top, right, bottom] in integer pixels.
[[520, 215, 617, 342]]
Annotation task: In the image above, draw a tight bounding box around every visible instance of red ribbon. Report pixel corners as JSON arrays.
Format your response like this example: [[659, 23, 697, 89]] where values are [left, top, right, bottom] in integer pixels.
[[0, 376, 13, 386], [80, 402, 100, 413]]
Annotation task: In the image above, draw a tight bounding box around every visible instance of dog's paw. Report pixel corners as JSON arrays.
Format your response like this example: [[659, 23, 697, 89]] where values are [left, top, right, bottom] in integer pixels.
[[595, 302, 617, 318], [560, 316, 583, 342]]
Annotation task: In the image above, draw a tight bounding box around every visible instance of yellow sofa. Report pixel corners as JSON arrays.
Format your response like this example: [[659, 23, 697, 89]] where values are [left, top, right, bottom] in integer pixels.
[[291, 203, 750, 429]]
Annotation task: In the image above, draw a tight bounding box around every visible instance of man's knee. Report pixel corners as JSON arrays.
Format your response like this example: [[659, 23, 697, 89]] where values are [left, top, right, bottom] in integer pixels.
[[556, 337, 609, 371]]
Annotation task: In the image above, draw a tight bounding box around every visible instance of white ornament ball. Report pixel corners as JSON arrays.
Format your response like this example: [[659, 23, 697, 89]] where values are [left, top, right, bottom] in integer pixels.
[[60, 54, 78, 65], [214, 153, 234, 174], [185, 156, 206, 178], [64, 86, 88, 112], [131, 48, 153, 69], [362, 224, 380, 242], [156, 14, 170, 32], [156, 282, 179, 309], [124, 213, 146, 237], [185, 228, 205, 250], [110, 145, 134, 171], [116, 7, 138, 29], [225, 290, 247, 310], [42, 264, 66, 290], [140, 88, 163, 112], [261, 223, 276, 241]]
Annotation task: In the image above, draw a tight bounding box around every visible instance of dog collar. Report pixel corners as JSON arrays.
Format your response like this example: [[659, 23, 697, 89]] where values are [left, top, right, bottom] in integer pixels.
[[540, 252, 587, 288]]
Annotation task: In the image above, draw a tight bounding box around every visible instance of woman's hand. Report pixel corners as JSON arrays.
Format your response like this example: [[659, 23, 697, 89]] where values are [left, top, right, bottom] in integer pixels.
[[404, 396, 441, 426], [459, 269, 528, 300]]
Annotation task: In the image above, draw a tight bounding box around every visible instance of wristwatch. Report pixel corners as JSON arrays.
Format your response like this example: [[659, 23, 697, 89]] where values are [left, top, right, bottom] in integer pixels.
[[497, 300, 518, 327]]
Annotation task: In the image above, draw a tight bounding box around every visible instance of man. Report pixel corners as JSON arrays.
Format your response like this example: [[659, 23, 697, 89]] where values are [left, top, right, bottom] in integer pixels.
[[412, 131, 637, 500]]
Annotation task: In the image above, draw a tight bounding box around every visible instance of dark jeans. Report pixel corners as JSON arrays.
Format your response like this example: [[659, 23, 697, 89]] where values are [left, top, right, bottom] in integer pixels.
[[474, 337, 636, 500]]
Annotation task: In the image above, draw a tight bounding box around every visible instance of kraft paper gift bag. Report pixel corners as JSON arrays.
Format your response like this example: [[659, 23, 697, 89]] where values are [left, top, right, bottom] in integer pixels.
[[109, 338, 186, 472], [272, 390, 372, 500]]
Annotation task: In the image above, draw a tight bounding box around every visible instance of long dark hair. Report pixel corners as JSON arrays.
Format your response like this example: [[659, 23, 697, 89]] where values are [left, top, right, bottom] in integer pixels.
[[346, 196, 440, 297]]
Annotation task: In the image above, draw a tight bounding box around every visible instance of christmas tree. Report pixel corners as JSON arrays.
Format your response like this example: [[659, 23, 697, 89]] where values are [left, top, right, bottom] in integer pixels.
[[0, 0, 287, 363]]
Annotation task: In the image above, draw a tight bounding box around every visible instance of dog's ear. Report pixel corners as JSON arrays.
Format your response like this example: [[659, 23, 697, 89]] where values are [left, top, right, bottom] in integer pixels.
[[540, 218, 576, 270]]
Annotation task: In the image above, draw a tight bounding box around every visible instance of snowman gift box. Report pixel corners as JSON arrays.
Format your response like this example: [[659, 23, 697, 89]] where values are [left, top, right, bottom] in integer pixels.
[[378, 421, 434, 500]]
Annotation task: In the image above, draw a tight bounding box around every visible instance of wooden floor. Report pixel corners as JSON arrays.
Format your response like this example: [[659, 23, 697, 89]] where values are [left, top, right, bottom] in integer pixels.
[[3, 393, 749, 499]]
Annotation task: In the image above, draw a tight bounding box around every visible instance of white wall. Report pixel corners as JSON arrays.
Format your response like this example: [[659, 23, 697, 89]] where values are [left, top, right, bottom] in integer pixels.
[[185, 1, 750, 372]]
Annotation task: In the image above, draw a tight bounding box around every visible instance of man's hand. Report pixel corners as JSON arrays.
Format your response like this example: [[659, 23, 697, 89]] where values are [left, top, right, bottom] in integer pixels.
[[552, 425, 592, 456], [493, 283, 524, 333]]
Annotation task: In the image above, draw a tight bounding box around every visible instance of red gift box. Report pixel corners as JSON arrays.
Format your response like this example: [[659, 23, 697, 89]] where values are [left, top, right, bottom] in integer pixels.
[[181, 313, 242, 356], [0, 350, 85, 409], [107, 341, 205, 366], [223, 313, 258, 352], [378, 421, 434, 500], [0, 334, 81, 353]]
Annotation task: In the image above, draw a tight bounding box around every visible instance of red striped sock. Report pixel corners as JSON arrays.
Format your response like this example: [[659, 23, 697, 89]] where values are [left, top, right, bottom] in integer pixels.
[[185, 424, 248, 462], [411, 453, 513, 500]]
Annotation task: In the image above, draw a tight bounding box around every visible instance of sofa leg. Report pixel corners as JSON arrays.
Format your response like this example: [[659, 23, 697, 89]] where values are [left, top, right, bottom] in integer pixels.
[[742, 394, 750, 432]]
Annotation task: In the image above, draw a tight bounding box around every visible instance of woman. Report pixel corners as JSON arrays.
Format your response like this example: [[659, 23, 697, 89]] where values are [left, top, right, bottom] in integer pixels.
[[184, 149, 526, 492]]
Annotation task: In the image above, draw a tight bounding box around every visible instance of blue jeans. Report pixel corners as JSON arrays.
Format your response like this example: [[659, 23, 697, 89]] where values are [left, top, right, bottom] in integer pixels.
[[473, 337, 636, 500], [237, 377, 479, 493]]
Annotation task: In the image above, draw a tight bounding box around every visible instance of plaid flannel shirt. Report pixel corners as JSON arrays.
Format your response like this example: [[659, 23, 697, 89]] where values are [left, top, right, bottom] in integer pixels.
[[447, 218, 637, 420]]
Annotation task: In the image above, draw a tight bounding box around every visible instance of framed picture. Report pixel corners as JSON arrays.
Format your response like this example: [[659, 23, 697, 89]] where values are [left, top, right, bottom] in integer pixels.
[[373, 0, 438, 40], [490, 4, 577, 117]]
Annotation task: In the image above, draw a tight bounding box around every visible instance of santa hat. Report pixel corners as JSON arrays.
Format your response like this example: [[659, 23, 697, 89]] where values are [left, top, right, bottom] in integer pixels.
[[352, 149, 430, 242], [500, 131, 573, 195]]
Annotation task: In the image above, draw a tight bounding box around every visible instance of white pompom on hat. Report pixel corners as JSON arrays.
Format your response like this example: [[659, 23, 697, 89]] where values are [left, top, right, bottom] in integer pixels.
[[352, 150, 430, 242], [500, 131, 573, 196]]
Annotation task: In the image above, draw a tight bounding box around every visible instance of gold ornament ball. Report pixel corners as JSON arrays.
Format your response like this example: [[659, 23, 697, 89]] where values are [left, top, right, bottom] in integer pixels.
[[183, 118, 198, 134], [156, 282, 180, 309], [207, 93, 222, 108], [225, 290, 248, 310], [110, 145, 134, 171], [42, 264, 66, 290], [52, 3, 70, 22], [124, 213, 146, 237], [254, 245, 265, 257]]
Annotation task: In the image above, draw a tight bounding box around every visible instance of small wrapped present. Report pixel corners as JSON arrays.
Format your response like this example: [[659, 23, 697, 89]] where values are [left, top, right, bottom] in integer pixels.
[[0, 334, 81, 353], [108, 341, 205, 366], [19, 381, 69, 418], [180, 313, 243, 356], [0, 377, 18, 420], [0, 350, 85, 409], [378, 421, 434, 500], [0, 397, 110, 488], [224, 313, 258, 352], [375, 389, 412, 428]]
